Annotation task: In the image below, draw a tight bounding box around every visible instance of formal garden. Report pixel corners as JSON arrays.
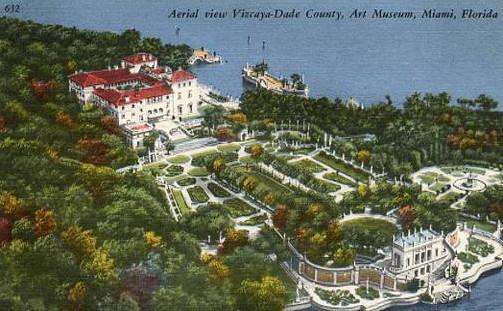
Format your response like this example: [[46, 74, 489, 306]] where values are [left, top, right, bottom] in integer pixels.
[[315, 288, 359, 306], [135, 90, 503, 310], [467, 237, 494, 257]]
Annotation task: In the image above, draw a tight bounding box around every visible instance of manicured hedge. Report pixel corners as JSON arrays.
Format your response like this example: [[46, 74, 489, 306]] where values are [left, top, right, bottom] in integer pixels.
[[207, 182, 230, 197], [187, 186, 209, 203]]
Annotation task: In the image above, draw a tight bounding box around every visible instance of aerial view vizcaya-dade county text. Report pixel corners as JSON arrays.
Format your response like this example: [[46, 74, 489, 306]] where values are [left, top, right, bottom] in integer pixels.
[[1, 0, 503, 310]]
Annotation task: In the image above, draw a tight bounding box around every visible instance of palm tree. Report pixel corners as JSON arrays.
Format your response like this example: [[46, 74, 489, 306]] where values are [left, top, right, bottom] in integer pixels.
[[290, 73, 301, 85], [254, 62, 269, 76]]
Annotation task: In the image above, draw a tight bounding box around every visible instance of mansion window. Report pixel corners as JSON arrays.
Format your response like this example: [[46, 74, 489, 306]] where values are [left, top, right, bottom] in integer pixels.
[[415, 254, 419, 264], [188, 81, 191, 86], [188, 90, 192, 98], [177, 92, 181, 100], [427, 250, 431, 261]]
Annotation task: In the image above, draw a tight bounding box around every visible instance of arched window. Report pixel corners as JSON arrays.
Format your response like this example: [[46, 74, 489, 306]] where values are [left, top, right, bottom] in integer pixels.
[[148, 110, 152, 114]]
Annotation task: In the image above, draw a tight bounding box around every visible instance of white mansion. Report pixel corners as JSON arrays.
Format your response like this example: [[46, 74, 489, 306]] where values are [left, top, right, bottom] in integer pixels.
[[390, 227, 449, 280], [68, 53, 202, 148]]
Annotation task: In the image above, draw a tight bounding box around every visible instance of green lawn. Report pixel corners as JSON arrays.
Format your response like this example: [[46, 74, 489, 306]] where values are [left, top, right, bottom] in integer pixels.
[[239, 156, 255, 164], [165, 165, 184, 176], [247, 170, 293, 195], [172, 188, 190, 215], [188, 167, 210, 177], [315, 179, 341, 192], [217, 143, 241, 152], [142, 162, 168, 176], [441, 166, 486, 175], [177, 177, 196, 187], [207, 182, 230, 197], [438, 191, 461, 203], [458, 215, 496, 232], [239, 214, 267, 226], [429, 182, 446, 192], [191, 149, 218, 159], [314, 153, 370, 182], [223, 198, 256, 217], [342, 218, 396, 235], [323, 172, 357, 187], [187, 186, 209, 203], [290, 159, 325, 173], [419, 171, 450, 183], [167, 154, 191, 164], [341, 217, 397, 255]]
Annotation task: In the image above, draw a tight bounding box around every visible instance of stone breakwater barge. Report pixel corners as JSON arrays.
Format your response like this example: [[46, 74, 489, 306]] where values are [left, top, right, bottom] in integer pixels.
[[242, 63, 309, 97], [188, 48, 223, 65]]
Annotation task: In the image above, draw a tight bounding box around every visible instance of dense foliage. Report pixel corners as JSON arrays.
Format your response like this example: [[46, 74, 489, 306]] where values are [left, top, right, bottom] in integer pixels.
[[241, 89, 503, 176], [464, 185, 503, 220], [0, 18, 288, 311]]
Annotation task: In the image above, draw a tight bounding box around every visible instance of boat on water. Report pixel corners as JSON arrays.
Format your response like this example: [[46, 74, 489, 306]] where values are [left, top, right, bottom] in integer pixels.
[[242, 63, 309, 97]]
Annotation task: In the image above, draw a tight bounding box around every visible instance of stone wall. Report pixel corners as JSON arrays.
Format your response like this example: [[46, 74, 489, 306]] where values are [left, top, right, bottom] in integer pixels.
[[285, 239, 408, 291]]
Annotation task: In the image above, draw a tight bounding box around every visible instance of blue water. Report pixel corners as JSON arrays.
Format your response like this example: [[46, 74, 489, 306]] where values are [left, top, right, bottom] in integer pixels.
[[6, 0, 503, 109], [390, 271, 503, 311], [2, 0, 503, 309]]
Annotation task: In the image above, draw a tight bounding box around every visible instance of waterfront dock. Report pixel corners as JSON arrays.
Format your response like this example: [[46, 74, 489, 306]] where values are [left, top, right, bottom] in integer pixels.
[[188, 47, 223, 65]]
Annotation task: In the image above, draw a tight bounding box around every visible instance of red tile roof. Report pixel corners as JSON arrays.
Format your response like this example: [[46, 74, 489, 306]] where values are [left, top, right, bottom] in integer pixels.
[[170, 69, 196, 83], [150, 67, 165, 75], [94, 83, 172, 106], [124, 123, 153, 133], [69, 69, 159, 88], [122, 53, 157, 65]]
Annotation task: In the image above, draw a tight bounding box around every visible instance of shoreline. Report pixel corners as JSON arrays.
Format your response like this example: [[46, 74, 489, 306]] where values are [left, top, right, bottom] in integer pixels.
[[282, 227, 503, 311]]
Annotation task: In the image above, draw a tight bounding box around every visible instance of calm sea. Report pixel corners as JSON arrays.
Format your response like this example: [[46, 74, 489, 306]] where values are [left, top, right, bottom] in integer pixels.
[[5, 0, 503, 109], [2, 0, 503, 309]]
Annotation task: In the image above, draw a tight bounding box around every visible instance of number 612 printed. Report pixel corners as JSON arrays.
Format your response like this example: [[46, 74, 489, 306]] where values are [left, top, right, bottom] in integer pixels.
[[4, 4, 21, 13]]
